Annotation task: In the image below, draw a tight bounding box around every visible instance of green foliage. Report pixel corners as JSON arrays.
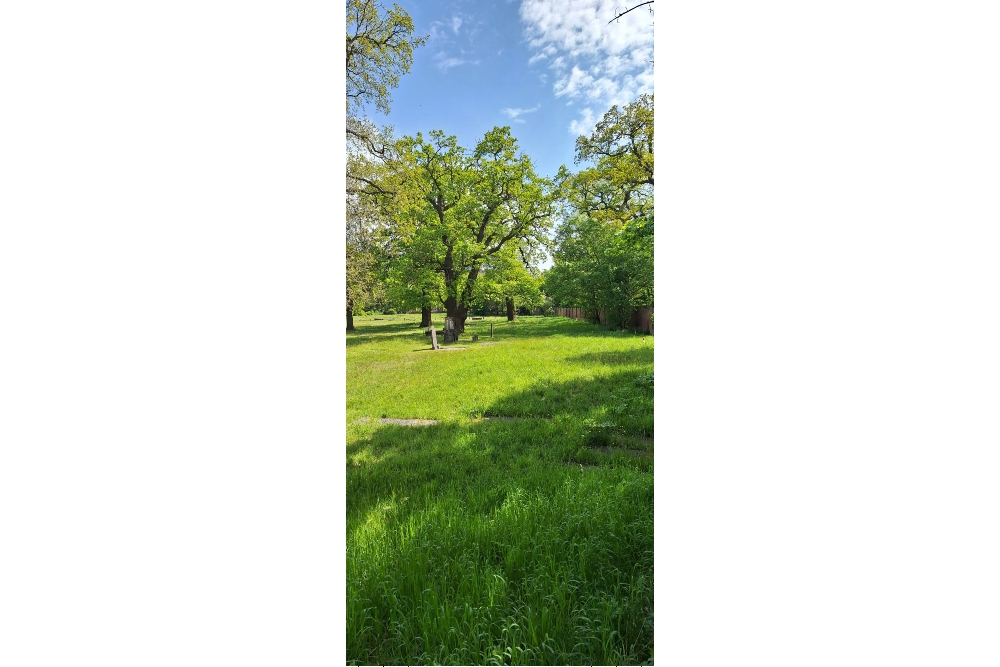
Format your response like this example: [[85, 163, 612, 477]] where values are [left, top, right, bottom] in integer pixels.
[[392, 127, 556, 326], [385, 246, 446, 313], [346, 0, 426, 116], [562, 94, 653, 227], [473, 245, 544, 313], [546, 96, 654, 328], [574, 93, 654, 191], [346, 0, 425, 322], [346, 191, 390, 314], [544, 210, 653, 328]]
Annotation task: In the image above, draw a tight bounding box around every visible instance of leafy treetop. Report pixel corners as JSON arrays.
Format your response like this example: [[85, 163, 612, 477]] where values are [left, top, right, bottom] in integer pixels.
[[346, 0, 426, 116]]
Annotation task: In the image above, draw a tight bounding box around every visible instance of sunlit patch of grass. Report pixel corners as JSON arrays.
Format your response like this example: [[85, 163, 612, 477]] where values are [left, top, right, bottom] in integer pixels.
[[347, 315, 654, 665]]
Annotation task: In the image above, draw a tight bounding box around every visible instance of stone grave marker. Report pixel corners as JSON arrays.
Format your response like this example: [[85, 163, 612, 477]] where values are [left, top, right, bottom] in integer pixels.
[[430, 326, 439, 350], [444, 317, 458, 343]]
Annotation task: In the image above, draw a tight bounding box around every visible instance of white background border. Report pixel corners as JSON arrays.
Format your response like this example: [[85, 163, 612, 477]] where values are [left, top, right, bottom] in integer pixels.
[[1, 0, 998, 663]]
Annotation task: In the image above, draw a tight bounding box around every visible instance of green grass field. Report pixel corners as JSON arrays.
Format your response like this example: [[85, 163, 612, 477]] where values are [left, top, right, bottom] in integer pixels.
[[347, 315, 654, 665]]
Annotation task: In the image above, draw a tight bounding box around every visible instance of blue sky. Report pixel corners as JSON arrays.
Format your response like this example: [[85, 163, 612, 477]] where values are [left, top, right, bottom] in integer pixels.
[[365, 0, 655, 180]]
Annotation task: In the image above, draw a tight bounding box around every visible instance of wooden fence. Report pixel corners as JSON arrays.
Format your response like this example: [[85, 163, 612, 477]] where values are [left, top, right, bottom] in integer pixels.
[[551, 306, 653, 333], [552, 307, 586, 320]]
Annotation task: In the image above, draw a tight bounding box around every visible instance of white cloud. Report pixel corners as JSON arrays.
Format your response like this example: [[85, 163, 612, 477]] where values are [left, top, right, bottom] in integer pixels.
[[553, 66, 593, 98], [585, 76, 619, 102], [501, 104, 542, 119], [428, 22, 447, 41], [569, 107, 597, 136], [451, 16, 463, 34], [539, 73, 548, 83], [520, 0, 653, 112], [433, 51, 481, 71]]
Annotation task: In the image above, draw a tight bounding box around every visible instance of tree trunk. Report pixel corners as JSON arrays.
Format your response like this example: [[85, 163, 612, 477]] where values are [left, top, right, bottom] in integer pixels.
[[506, 298, 516, 321], [346, 305, 355, 331], [420, 306, 431, 328], [444, 297, 470, 333], [441, 249, 478, 334]]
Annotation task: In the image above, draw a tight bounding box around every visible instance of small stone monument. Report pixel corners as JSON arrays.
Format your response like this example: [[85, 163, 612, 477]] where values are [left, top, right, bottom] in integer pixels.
[[443, 317, 458, 343], [472, 334, 478, 343], [430, 326, 440, 350]]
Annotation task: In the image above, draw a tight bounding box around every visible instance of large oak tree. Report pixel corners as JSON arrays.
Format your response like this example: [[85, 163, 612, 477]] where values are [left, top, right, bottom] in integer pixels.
[[394, 127, 555, 333]]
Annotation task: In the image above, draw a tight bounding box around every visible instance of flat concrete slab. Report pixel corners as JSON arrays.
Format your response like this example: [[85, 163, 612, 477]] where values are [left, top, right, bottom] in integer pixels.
[[377, 418, 438, 426]]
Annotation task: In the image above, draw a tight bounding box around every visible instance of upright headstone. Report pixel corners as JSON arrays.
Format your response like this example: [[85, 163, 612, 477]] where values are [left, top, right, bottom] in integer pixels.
[[430, 326, 439, 350], [490, 322, 494, 338]]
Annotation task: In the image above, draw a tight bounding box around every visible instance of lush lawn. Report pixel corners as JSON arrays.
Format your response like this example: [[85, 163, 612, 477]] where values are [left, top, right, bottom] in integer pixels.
[[347, 315, 654, 665]]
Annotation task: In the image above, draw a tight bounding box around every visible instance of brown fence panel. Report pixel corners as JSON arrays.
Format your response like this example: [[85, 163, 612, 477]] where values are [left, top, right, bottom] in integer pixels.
[[634, 307, 653, 333], [553, 306, 653, 330]]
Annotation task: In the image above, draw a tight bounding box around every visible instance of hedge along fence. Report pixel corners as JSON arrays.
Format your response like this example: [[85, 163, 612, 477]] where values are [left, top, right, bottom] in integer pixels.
[[551, 306, 654, 333]]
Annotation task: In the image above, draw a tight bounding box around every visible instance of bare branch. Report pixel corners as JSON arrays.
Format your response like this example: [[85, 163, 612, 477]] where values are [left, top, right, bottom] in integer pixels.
[[608, 1, 654, 24]]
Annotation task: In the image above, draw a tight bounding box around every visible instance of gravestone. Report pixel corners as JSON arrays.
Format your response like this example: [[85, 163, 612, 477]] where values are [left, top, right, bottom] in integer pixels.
[[443, 317, 458, 343], [430, 326, 439, 350], [472, 334, 478, 342]]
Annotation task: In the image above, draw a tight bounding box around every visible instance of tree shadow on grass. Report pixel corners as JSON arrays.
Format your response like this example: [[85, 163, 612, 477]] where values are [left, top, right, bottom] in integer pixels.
[[348, 316, 633, 349], [480, 367, 654, 439], [462, 316, 637, 342], [564, 346, 654, 367], [346, 418, 599, 518], [346, 364, 654, 532], [345, 403, 653, 665], [346, 320, 428, 347]]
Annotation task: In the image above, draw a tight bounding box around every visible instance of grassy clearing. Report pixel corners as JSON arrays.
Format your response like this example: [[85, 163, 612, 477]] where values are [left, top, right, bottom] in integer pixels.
[[347, 316, 654, 665]]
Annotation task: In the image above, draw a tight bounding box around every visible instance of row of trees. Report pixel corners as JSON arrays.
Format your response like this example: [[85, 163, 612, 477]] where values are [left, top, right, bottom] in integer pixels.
[[544, 95, 654, 328], [346, 1, 653, 332]]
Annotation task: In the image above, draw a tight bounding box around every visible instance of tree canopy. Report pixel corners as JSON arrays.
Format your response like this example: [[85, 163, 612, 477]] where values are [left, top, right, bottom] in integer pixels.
[[392, 127, 556, 331], [345, 0, 425, 329], [473, 246, 544, 320], [346, 0, 425, 117], [560, 94, 653, 226], [545, 95, 654, 328]]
